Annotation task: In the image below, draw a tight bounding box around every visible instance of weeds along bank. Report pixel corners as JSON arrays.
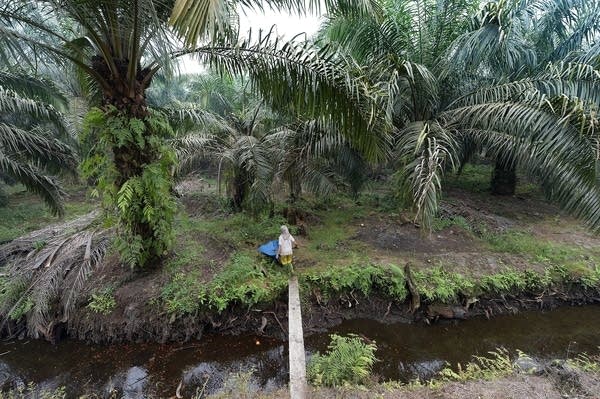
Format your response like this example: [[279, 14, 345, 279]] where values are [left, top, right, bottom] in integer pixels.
[[4, 349, 600, 398], [1, 186, 600, 343], [4, 228, 600, 343]]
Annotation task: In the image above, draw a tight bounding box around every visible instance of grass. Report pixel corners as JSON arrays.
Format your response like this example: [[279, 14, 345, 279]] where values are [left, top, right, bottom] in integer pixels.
[[431, 215, 471, 232], [484, 230, 600, 270], [445, 163, 493, 193], [0, 184, 97, 242], [444, 163, 542, 197]]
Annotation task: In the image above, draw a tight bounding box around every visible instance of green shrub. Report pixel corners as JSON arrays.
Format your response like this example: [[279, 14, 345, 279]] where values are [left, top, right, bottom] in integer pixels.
[[87, 288, 117, 315], [412, 267, 475, 302], [162, 253, 288, 316], [161, 272, 205, 314], [207, 254, 288, 312], [308, 334, 377, 387], [436, 348, 514, 383], [479, 269, 527, 294], [303, 263, 408, 301]]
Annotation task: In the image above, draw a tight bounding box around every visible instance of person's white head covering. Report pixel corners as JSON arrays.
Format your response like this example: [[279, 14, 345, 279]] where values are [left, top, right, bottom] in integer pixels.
[[280, 225, 290, 239]]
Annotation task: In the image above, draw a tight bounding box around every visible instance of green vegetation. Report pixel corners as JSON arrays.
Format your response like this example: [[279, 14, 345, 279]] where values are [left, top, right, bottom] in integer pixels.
[[0, 384, 65, 399], [81, 108, 177, 269], [445, 164, 494, 193], [308, 334, 378, 387], [433, 349, 515, 385], [0, 71, 77, 216], [304, 263, 408, 301], [161, 254, 288, 315], [0, 186, 96, 242], [0, 277, 32, 320], [2, 0, 600, 351], [431, 215, 471, 232], [565, 352, 600, 373], [87, 288, 117, 315], [412, 267, 474, 302]]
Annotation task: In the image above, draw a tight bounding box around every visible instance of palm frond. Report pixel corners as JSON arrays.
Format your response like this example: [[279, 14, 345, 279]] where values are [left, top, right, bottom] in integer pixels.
[[0, 70, 68, 111], [450, 62, 600, 108], [186, 31, 389, 161], [0, 124, 78, 175], [0, 87, 73, 139], [0, 212, 112, 340], [394, 121, 458, 230], [0, 152, 65, 216], [170, 0, 378, 47]]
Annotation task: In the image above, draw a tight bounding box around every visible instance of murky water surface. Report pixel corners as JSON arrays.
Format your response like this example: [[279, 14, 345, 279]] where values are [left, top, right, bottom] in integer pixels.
[[2, 306, 599, 397]]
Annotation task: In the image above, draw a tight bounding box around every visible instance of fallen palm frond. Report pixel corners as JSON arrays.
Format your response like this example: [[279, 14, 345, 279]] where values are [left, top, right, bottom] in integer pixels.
[[0, 211, 112, 340]]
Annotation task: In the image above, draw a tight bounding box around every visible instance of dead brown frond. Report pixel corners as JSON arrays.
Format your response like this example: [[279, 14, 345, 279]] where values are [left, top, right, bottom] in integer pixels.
[[0, 211, 113, 340]]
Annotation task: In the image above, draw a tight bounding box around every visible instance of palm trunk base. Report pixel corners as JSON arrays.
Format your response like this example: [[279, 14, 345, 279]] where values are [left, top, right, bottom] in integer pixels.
[[491, 162, 517, 196]]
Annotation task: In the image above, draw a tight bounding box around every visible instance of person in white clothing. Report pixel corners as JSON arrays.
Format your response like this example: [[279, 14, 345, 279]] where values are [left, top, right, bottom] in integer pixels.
[[276, 225, 297, 268]]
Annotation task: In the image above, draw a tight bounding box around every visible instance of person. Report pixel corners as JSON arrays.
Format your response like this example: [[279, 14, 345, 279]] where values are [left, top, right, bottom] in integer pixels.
[[276, 225, 297, 269]]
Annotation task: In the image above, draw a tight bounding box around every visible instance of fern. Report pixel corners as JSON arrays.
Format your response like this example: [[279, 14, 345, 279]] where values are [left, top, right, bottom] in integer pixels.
[[308, 334, 377, 387], [81, 108, 176, 269]]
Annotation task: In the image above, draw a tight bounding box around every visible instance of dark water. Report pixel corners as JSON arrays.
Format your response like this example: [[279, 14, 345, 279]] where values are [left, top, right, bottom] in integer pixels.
[[2, 306, 599, 397]]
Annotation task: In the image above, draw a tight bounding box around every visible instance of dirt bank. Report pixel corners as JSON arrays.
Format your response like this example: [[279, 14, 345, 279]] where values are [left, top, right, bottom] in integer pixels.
[[62, 281, 600, 344]]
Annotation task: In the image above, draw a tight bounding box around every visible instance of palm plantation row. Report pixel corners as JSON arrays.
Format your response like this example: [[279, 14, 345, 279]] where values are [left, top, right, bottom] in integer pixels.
[[2, 0, 600, 271]]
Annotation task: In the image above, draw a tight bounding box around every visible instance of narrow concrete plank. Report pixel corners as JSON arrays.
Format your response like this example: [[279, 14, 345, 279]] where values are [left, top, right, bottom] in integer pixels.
[[288, 275, 307, 399]]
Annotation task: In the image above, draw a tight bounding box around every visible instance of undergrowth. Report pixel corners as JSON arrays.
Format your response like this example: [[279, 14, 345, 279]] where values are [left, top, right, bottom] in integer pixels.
[[304, 262, 600, 306], [412, 267, 474, 302], [303, 263, 408, 301], [0, 186, 95, 242], [308, 334, 377, 387], [434, 348, 515, 385], [161, 253, 288, 315], [87, 287, 116, 315], [0, 384, 66, 399]]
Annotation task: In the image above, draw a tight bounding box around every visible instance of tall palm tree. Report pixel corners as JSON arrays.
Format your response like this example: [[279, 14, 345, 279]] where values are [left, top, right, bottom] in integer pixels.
[[0, 70, 77, 215], [169, 74, 374, 211], [172, 91, 278, 210], [322, 0, 600, 231], [0, 0, 384, 267]]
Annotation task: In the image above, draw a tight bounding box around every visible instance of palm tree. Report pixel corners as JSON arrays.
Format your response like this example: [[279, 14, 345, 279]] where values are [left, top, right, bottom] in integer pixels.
[[0, 0, 384, 268], [442, 0, 600, 195], [172, 92, 278, 210], [322, 0, 600, 231], [0, 70, 77, 215], [168, 74, 374, 213]]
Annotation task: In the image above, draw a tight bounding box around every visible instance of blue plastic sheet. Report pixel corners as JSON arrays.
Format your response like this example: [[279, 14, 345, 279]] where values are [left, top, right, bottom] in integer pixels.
[[258, 239, 278, 259]]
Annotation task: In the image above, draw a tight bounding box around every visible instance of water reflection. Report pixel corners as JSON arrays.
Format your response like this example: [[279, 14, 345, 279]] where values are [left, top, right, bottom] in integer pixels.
[[0, 305, 597, 397]]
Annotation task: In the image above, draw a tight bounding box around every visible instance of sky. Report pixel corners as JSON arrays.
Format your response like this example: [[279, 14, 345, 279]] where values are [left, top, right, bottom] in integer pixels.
[[180, 10, 323, 74]]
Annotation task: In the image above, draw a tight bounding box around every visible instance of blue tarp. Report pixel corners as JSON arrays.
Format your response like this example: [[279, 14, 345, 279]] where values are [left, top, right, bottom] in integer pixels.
[[258, 239, 278, 259]]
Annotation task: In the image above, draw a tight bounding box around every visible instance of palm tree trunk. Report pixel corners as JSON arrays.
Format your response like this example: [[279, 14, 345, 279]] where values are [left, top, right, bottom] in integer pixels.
[[92, 55, 171, 267], [285, 176, 301, 225], [232, 171, 246, 211], [491, 161, 517, 195]]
